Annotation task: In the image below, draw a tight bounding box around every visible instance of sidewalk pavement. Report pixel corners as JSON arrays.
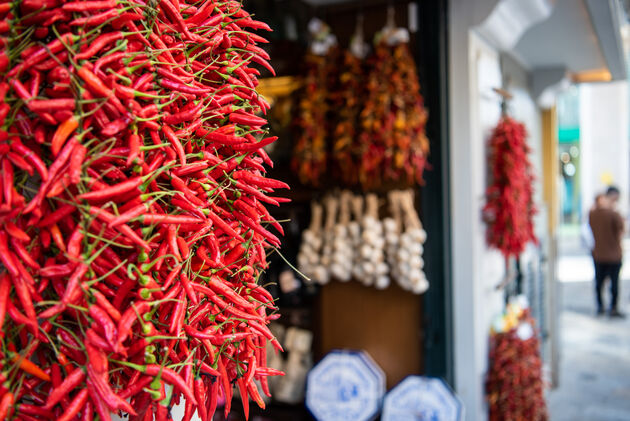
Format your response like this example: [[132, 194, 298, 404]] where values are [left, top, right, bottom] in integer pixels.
[[548, 244, 630, 421]]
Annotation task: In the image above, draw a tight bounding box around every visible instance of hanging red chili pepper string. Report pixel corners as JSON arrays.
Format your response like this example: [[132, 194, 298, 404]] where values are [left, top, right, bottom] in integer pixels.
[[291, 51, 335, 187], [483, 116, 537, 259], [486, 308, 548, 421], [0, 1, 286, 420]]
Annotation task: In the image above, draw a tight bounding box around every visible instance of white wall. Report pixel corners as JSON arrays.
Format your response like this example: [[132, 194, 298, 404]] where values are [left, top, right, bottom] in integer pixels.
[[450, 2, 545, 420], [450, 23, 504, 421], [579, 81, 629, 220]]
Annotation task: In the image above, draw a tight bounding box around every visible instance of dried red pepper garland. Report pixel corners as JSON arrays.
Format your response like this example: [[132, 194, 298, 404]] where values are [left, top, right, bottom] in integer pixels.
[[291, 52, 333, 187], [483, 116, 537, 258], [330, 50, 364, 186], [0, 1, 286, 420], [357, 41, 429, 189], [486, 311, 548, 421]]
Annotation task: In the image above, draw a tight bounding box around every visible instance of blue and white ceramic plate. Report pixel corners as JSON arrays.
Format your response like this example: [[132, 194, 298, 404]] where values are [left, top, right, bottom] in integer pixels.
[[306, 350, 386, 421], [381, 376, 463, 421]]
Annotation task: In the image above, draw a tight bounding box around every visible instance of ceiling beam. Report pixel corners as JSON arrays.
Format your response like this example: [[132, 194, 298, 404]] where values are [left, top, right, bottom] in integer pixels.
[[476, 0, 554, 51], [584, 0, 627, 80]]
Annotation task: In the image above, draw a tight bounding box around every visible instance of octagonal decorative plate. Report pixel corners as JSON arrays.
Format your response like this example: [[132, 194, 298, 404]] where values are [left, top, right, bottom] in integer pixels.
[[381, 376, 463, 421], [306, 350, 385, 421]]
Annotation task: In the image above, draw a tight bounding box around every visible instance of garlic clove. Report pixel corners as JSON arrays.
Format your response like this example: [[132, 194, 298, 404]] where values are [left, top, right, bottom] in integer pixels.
[[375, 276, 390, 289]]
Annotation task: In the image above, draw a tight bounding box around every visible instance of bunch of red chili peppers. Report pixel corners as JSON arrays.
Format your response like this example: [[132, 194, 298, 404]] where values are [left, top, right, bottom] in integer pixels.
[[486, 311, 548, 421], [357, 41, 429, 189], [291, 51, 334, 187], [0, 1, 286, 420], [292, 39, 429, 189], [329, 50, 364, 186], [483, 116, 537, 258]]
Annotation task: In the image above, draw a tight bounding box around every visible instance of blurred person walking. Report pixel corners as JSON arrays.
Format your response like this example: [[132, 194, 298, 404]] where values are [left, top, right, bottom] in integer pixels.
[[582, 193, 608, 253], [589, 186, 625, 317]]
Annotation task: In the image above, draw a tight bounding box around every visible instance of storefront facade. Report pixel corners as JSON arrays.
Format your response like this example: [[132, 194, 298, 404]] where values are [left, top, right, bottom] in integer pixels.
[[448, 0, 627, 419]]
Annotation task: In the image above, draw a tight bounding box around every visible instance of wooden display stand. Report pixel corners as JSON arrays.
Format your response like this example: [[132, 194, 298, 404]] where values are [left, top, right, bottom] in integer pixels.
[[316, 280, 423, 388]]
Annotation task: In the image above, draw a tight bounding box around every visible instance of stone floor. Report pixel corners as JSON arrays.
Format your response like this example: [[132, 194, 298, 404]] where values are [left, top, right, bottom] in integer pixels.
[[548, 243, 630, 421]]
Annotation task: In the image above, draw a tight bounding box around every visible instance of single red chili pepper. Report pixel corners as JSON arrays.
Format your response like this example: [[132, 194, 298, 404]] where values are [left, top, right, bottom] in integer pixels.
[[49, 223, 66, 252], [92, 290, 122, 322], [192, 283, 261, 321], [66, 226, 83, 259], [217, 357, 232, 418], [10, 238, 39, 270], [0, 274, 9, 335], [233, 170, 289, 189], [80, 400, 93, 421], [11, 353, 51, 381], [70, 8, 118, 26], [101, 117, 130, 137], [138, 213, 204, 225], [223, 242, 246, 267], [167, 224, 182, 262], [255, 367, 284, 377], [78, 176, 143, 202], [39, 262, 74, 278], [0, 392, 13, 420], [4, 221, 30, 242], [156, 66, 194, 84], [234, 211, 280, 247], [207, 210, 244, 242], [247, 378, 266, 409], [161, 264, 182, 292], [197, 246, 221, 269], [248, 53, 276, 75], [126, 132, 141, 166], [234, 180, 280, 206], [232, 135, 278, 152], [159, 78, 210, 95], [18, 403, 56, 418], [171, 195, 206, 219], [37, 204, 75, 227], [194, 377, 209, 421], [69, 144, 87, 185], [0, 231, 19, 277], [89, 305, 118, 351], [177, 235, 190, 259], [1, 158, 13, 206], [136, 364, 198, 406], [62, 0, 116, 12], [57, 388, 88, 421], [169, 290, 187, 334], [7, 300, 37, 334], [208, 276, 255, 310], [51, 116, 78, 157], [7, 152, 34, 175], [28, 98, 75, 113], [44, 368, 86, 409], [87, 379, 113, 421], [77, 66, 126, 114], [86, 328, 114, 353], [118, 376, 152, 400], [196, 127, 247, 145], [162, 125, 187, 165], [116, 301, 151, 348]]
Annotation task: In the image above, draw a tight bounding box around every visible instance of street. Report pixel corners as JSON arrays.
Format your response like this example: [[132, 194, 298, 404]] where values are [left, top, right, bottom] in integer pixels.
[[548, 239, 630, 421]]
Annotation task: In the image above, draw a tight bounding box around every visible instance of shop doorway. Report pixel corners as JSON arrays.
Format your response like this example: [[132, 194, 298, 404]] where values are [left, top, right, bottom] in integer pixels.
[[548, 84, 630, 420]]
